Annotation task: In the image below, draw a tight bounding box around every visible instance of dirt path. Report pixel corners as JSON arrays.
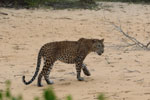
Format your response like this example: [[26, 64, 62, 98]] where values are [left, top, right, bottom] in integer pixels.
[[0, 2, 150, 100]]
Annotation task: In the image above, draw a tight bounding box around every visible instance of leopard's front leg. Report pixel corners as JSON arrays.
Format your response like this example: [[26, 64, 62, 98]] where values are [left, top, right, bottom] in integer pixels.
[[76, 62, 84, 81], [82, 64, 91, 76], [75, 48, 89, 81]]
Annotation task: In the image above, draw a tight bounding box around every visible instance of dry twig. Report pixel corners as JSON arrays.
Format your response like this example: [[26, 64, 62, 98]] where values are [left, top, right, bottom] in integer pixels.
[[110, 22, 150, 50]]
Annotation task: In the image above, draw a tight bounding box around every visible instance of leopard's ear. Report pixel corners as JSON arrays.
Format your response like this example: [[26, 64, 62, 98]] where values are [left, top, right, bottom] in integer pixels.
[[78, 38, 85, 42], [101, 39, 104, 42]]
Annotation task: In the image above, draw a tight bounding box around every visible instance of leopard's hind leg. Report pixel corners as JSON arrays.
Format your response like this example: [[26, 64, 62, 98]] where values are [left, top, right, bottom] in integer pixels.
[[37, 71, 43, 87], [37, 59, 55, 87], [44, 59, 55, 85]]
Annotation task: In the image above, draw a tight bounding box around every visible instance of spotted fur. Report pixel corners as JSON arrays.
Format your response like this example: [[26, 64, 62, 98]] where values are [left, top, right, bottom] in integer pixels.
[[22, 38, 104, 87]]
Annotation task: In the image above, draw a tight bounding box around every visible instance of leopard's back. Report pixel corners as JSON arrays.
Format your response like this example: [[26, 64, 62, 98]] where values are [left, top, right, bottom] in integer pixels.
[[40, 41, 79, 63]]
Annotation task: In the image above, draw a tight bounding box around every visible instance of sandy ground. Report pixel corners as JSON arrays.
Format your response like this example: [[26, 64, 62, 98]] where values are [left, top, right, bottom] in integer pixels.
[[0, 2, 150, 100]]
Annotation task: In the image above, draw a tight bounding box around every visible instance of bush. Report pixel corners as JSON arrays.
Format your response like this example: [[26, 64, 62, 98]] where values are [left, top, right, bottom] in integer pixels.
[[0, 0, 96, 7]]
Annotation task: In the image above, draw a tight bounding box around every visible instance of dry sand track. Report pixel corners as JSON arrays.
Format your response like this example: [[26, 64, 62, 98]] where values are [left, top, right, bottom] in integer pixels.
[[0, 2, 150, 100]]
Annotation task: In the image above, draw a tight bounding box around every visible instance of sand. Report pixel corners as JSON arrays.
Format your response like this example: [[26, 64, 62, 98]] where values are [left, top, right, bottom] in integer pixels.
[[0, 2, 150, 100]]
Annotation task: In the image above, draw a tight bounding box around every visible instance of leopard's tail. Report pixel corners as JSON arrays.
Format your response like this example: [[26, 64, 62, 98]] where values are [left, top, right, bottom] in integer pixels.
[[22, 50, 42, 85]]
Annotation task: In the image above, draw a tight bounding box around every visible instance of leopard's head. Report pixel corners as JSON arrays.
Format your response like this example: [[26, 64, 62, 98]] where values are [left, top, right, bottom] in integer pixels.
[[91, 39, 104, 55], [78, 38, 104, 55]]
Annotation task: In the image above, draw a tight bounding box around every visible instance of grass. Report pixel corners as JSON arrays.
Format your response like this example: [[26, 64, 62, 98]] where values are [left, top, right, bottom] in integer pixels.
[[0, 80, 107, 100]]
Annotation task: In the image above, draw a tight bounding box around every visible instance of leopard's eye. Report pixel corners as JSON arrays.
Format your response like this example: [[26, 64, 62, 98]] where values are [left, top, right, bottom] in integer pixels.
[[97, 44, 101, 47]]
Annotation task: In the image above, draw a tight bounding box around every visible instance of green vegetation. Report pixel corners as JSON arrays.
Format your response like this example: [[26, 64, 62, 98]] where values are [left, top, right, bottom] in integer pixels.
[[98, 0, 149, 2], [0, 0, 149, 9], [0, 0, 96, 8], [98, 93, 107, 100], [43, 87, 57, 100], [0, 80, 23, 100], [0, 80, 107, 100], [97, 0, 150, 3]]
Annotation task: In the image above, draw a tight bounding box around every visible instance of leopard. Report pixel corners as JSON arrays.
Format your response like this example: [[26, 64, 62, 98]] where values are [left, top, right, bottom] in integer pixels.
[[22, 38, 104, 87]]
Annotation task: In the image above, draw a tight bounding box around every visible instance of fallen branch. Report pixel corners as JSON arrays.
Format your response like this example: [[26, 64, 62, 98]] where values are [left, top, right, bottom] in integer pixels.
[[0, 12, 8, 15], [110, 22, 150, 50]]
